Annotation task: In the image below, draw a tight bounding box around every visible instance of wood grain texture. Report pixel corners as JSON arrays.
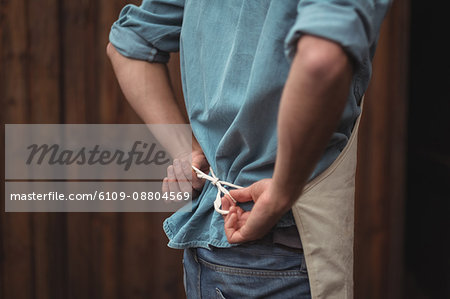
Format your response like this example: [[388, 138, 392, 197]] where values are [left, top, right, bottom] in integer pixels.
[[1, 0, 408, 298], [1, 0, 34, 298], [355, 0, 409, 298]]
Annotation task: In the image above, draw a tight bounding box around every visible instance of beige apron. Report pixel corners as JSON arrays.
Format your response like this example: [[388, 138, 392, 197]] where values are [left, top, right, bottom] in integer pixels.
[[292, 100, 363, 299]]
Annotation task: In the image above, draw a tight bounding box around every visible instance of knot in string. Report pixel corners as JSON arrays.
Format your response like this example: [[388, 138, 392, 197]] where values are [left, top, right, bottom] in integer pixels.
[[191, 166, 242, 215], [211, 177, 220, 186]]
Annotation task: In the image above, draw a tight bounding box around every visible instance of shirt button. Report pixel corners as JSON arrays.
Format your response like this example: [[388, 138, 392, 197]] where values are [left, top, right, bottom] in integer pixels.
[[150, 48, 157, 55]]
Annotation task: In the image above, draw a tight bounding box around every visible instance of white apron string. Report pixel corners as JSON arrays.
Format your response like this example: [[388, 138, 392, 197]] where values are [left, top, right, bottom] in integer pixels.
[[191, 166, 242, 215]]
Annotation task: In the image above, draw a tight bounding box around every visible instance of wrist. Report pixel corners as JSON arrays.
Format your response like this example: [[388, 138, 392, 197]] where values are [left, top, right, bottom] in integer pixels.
[[271, 179, 300, 207], [258, 185, 294, 218]]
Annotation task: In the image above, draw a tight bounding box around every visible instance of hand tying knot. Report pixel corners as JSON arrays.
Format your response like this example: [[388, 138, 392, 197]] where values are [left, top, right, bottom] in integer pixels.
[[191, 166, 241, 215]]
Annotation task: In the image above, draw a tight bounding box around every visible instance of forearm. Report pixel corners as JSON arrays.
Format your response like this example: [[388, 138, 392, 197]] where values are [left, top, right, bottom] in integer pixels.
[[271, 35, 353, 213], [222, 35, 354, 243], [107, 43, 201, 156], [107, 42, 186, 124]]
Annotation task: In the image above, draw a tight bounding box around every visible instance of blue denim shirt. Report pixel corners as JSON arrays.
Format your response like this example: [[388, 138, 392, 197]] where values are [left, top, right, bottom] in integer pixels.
[[110, 0, 390, 249]]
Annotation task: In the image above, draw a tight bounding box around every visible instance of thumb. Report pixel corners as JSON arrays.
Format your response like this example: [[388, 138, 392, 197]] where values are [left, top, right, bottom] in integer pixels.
[[229, 187, 253, 203], [192, 154, 209, 172]]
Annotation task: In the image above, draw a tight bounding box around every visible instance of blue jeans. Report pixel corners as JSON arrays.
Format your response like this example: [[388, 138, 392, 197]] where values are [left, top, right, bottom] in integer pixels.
[[183, 238, 311, 298]]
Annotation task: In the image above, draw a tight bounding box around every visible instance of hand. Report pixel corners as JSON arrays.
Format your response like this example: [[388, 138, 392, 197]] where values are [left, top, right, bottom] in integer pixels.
[[162, 150, 209, 198], [221, 179, 290, 244]]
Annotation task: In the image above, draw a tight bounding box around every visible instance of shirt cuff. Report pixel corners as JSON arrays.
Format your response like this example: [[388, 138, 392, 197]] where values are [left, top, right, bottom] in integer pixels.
[[284, 1, 374, 69], [109, 20, 170, 63]]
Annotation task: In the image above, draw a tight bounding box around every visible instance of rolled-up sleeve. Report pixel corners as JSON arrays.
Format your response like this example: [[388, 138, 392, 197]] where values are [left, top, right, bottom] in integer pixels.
[[109, 0, 184, 63], [285, 0, 391, 71]]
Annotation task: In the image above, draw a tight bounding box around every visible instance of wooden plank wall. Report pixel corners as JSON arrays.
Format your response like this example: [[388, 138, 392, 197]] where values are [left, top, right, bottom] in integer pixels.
[[355, 0, 410, 298], [1, 0, 185, 298], [0, 0, 409, 298]]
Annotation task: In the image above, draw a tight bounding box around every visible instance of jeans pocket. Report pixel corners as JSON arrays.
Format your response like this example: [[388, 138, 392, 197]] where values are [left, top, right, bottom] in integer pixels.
[[197, 255, 311, 298], [197, 255, 307, 278]]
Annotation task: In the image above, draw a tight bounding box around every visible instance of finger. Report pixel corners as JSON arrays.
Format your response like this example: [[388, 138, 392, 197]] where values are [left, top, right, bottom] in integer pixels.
[[234, 206, 248, 228], [192, 172, 206, 191], [223, 204, 234, 223], [224, 207, 249, 244], [225, 219, 245, 244], [192, 154, 209, 172], [162, 177, 169, 193], [237, 206, 243, 218], [250, 179, 271, 199], [162, 177, 174, 206], [192, 154, 210, 190], [173, 159, 192, 193], [181, 157, 206, 194], [221, 194, 235, 213], [181, 160, 192, 182], [224, 210, 237, 237], [229, 187, 253, 203], [167, 165, 180, 193]]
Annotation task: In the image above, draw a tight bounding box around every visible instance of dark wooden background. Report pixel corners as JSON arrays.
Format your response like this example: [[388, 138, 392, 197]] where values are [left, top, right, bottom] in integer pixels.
[[0, 0, 409, 298]]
